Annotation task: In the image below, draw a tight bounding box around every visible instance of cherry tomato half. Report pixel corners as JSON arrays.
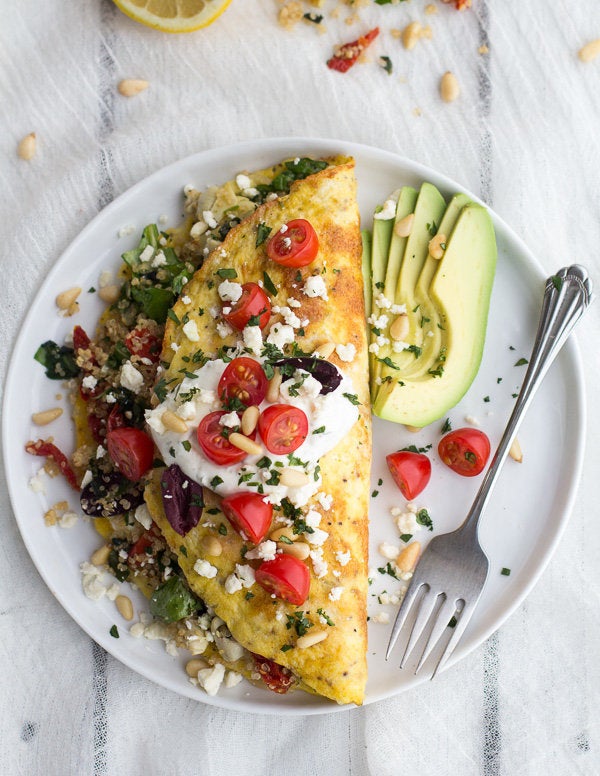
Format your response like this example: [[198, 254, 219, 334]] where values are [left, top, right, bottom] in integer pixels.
[[106, 427, 154, 482], [386, 451, 431, 500], [257, 404, 308, 455], [197, 410, 250, 466], [438, 427, 491, 477], [266, 219, 319, 268], [255, 554, 310, 606], [223, 282, 271, 330], [218, 357, 268, 409], [221, 492, 273, 544]]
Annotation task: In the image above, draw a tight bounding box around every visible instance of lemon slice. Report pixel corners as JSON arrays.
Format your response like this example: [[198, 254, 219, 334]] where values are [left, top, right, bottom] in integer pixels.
[[113, 0, 232, 33]]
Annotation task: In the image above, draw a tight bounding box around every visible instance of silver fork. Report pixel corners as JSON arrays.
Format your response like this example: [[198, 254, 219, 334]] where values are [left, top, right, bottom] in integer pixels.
[[386, 264, 594, 677]]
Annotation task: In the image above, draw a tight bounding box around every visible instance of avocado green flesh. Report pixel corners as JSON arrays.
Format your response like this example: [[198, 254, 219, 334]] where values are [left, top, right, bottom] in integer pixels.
[[369, 211, 396, 391], [361, 229, 373, 320], [372, 202, 497, 426], [375, 183, 446, 382]]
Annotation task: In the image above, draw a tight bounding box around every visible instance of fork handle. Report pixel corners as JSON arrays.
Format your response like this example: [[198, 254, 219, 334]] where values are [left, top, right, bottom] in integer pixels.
[[459, 265, 594, 538]]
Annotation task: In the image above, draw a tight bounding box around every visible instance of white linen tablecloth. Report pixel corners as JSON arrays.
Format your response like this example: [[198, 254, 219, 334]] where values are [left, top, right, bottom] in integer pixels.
[[1, 0, 599, 773]]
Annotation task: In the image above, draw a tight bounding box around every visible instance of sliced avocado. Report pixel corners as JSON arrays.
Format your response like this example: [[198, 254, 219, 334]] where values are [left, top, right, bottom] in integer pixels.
[[374, 183, 446, 384], [373, 202, 497, 426], [383, 187, 418, 300]]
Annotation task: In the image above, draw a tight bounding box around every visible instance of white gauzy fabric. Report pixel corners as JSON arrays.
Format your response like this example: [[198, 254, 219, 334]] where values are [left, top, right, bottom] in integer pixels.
[[1, 0, 600, 774]]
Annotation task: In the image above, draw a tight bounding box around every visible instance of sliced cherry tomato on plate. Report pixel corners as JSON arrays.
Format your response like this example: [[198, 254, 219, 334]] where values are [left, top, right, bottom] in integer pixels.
[[125, 326, 161, 362], [327, 27, 380, 73], [266, 219, 319, 268], [25, 439, 79, 490], [197, 410, 251, 466], [255, 554, 310, 606], [386, 450, 431, 500], [218, 357, 268, 409], [106, 427, 154, 482], [222, 282, 271, 330], [257, 404, 308, 455], [221, 492, 273, 544], [438, 427, 491, 477]]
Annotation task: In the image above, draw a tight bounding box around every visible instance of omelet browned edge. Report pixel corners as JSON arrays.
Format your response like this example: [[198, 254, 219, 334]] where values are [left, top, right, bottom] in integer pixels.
[[146, 159, 371, 706]]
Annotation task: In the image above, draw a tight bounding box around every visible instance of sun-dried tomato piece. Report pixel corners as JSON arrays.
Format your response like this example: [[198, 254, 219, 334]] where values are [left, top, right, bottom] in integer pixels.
[[72, 325, 91, 352], [251, 654, 295, 694], [25, 439, 79, 490], [327, 27, 379, 73]]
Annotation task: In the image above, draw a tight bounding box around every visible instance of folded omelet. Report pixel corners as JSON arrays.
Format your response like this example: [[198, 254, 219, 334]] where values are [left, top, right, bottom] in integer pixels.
[[146, 158, 371, 705]]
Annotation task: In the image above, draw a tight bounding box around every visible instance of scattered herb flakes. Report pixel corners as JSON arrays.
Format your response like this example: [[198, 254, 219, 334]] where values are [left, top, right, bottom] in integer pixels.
[[312, 426, 326, 435], [371, 490, 379, 498], [88, 286, 96, 293], [377, 356, 400, 370], [245, 591, 254, 601], [501, 567, 511, 576], [281, 644, 293, 652], [407, 344, 422, 359], [343, 392, 360, 405], [448, 616, 457, 629], [400, 444, 432, 454], [109, 625, 119, 638], [218, 523, 228, 536], [317, 608, 335, 626], [263, 271, 278, 296], [550, 275, 563, 292], [215, 268, 238, 279], [441, 417, 452, 434], [379, 55, 393, 75], [426, 221, 437, 237], [465, 450, 476, 464], [378, 562, 401, 580], [179, 545, 188, 557], [483, 396, 490, 403], [514, 357, 529, 367], [255, 223, 272, 248], [286, 611, 312, 637], [416, 508, 433, 531], [181, 440, 192, 452], [399, 533, 413, 543], [303, 12, 323, 24], [377, 478, 383, 487], [210, 475, 224, 489], [497, 377, 503, 384]]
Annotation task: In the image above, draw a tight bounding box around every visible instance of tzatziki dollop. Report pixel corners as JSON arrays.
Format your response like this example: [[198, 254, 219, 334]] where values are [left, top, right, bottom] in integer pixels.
[[145, 358, 359, 507]]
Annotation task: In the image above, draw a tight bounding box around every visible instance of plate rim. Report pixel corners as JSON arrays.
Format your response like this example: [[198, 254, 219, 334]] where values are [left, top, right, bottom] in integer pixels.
[[1, 136, 587, 715]]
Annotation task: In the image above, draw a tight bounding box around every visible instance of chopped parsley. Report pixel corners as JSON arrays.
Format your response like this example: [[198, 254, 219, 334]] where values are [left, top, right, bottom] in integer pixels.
[[181, 440, 191, 452], [514, 357, 529, 366], [179, 545, 188, 557], [379, 55, 393, 74], [550, 275, 563, 292], [317, 608, 335, 626], [416, 508, 433, 531], [218, 524, 228, 536], [255, 223, 272, 247], [377, 356, 400, 370], [501, 567, 511, 576], [378, 562, 401, 580], [210, 475, 224, 488], [286, 611, 312, 636], [215, 268, 238, 279], [263, 271, 278, 296], [343, 392, 360, 405], [312, 426, 326, 435], [109, 625, 119, 638], [441, 417, 452, 434]]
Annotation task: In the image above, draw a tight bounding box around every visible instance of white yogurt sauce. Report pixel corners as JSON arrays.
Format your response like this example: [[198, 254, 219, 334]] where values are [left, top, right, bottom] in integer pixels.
[[145, 358, 359, 507]]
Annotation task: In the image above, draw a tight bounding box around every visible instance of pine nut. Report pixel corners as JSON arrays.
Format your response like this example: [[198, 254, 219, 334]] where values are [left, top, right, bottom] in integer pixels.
[[90, 544, 111, 566], [402, 21, 422, 50], [279, 468, 310, 487], [56, 287, 82, 310], [161, 410, 189, 434], [396, 541, 421, 573], [241, 405, 260, 435], [32, 407, 63, 426], [185, 657, 209, 677], [428, 233, 447, 260], [578, 39, 600, 63], [389, 313, 409, 341], [440, 71, 460, 102], [296, 630, 328, 649], [118, 78, 149, 97], [509, 436, 523, 463], [201, 535, 222, 556], [266, 370, 282, 403], [315, 341, 336, 359], [17, 132, 37, 160], [278, 541, 310, 560], [228, 432, 263, 456], [394, 213, 414, 238], [98, 284, 121, 304], [269, 527, 297, 542], [116, 595, 134, 621]]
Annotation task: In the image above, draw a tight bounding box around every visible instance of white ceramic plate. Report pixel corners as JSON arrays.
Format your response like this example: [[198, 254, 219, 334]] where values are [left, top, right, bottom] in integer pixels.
[[2, 138, 586, 715]]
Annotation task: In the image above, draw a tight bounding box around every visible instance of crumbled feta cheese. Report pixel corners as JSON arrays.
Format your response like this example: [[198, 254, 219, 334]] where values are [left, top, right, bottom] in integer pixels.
[[379, 542, 400, 560], [302, 275, 328, 300], [372, 612, 391, 624], [176, 401, 197, 421], [245, 541, 277, 561], [309, 548, 328, 578], [119, 361, 144, 394], [307, 527, 329, 546], [29, 468, 47, 494], [243, 325, 263, 355], [80, 562, 107, 601], [170, 343, 179, 353], [242, 187, 259, 198], [287, 296, 301, 308], [225, 563, 256, 594], [181, 295, 192, 305], [209, 305, 220, 318], [335, 343, 356, 362], [369, 343, 381, 355], [465, 414, 481, 426], [182, 320, 200, 342], [335, 550, 351, 566], [224, 671, 243, 689], [390, 303, 407, 315], [151, 251, 167, 268], [105, 393, 117, 404], [82, 375, 98, 391], [117, 224, 135, 238], [194, 559, 218, 579], [374, 292, 393, 310], [316, 492, 333, 511], [392, 340, 410, 353], [202, 210, 218, 229], [135, 503, 153, 530], [368, 314, 389, 329], [219, 411, 240, 428], [266, 323, 295, 349], [197, 663, 225, 696], [278, 306, 302, 328], [236, 173, 251, 190], [373, 198, 397, 220], [59, 512, 78, 528], [218, 280, 243, 303], [216, 321, 234, 339], [328, 586, 344, 602], [224, 574, 243, 594], [139, 245, 154, 263]]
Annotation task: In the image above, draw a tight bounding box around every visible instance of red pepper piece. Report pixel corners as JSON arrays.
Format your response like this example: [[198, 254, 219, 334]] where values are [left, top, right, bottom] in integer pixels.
[[25, 439, 79, 490], [327, 27, 379, 73], [251, 654, 295, 694]]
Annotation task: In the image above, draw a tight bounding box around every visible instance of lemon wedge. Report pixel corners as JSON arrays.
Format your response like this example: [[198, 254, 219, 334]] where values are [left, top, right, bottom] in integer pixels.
[[113, 0, 232, 33]]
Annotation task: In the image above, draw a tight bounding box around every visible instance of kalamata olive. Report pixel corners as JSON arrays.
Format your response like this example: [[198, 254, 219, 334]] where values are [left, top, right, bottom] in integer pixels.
[[80, 471, 144, 517], [161, 464, 203, 536], [273, 357, 342, 395]]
